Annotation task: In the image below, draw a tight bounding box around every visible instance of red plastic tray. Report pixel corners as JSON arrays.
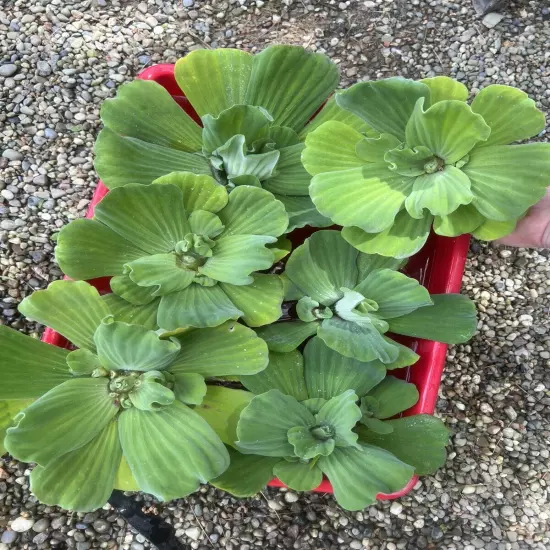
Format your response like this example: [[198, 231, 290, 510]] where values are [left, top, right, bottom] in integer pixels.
[[42, 64, 471, 501]]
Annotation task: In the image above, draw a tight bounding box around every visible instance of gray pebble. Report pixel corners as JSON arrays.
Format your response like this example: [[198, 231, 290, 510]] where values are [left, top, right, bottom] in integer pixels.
[[1, 149, 23, 161], [0, 64, 17, 77], [0, 531, 17, 544], [92, 520, 110, 534], [32, 518, 50, 533]]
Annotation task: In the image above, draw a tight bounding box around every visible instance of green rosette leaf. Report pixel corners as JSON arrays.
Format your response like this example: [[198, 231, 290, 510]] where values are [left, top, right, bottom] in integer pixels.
[[211, 447, 279, 497], [194, 386, 254, 446], [100, 79, 202, 152], [318, 445, 414, 511], [101, 293, 159, 331], [168, 322, 268, 378], [241, 350, 308, 401], [254, 321, 320, 353], [310, 165, 414, 234], [470, 84, 545, 147], [175, 49, 253, 118], [463, 143, 550, 222], [362, 376, 419, 419], [236, 390, 314, 457], [433, 203, 485, 237], [405, 98, 490, 164], [273, 459, 323, 492], [342, 210, 433, 259], [315, 390, 361, 448], [119, 400, 229, 501], [420, 76, 468, 105], [245, 45, 339, 131], [472, 218, 517, 241], [94, 128, 212, 190], [358, 414, 450, 475], [1, 399, 34, 455], [387, 293, 477, 344], [18, 280, 110, 352], [94, 319, 180, 372], [303, 337, 386, 400], [5, 378, 118, 464], [30, 420, 122, 512], [0, 325, 70, 399]]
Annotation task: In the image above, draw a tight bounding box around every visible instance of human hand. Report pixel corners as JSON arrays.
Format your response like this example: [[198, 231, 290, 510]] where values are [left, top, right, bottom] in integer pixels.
[[496, 188, 550, 249]]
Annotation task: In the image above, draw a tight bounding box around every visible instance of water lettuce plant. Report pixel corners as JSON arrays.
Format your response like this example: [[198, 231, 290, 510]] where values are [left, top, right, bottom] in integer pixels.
[[302, 77, 550, 257], [256, 230, 477, 363], [56, 175, 288, 331], [94, 45, 343, 230], [0, 280, 268, 511], [211, 337, 449, 510]]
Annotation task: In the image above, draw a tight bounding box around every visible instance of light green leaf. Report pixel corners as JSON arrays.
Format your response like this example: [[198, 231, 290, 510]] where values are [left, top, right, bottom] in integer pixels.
[[286, 230, 358, 306], [172, 373, 207, 405], [356, 133, 402, 163], [254, 321, 320, 353], [433, 203, 485, 237], [66, 349, 101, 375], [94, 183, 189, 254], [387, 293, 477, 343], [194, 386, 254, 446], [316, 390, 361, 447], [19, 280, 110, 351], [299, 92, 377, 139], [158, 284, 242, 330], [215, 134, 280, 181], [125, 254, 195, 297], [0, 326, 69, 400], [361, 416, 394, 435], [30, 420, 121, 512], [200, 234, 275, 285], [358, 414, 449, 475], [318, 317, 399, 364], [129, 373, 175, 411], [420, 76, 468, 105], [384, 145, 434, 177], [405, 98, 490, 164], [236, 390, 314, 457], [356, 253, 405, 278], [303, 337, 386, 400], [175, 49, 253, 118], [100, 79, 202, 152], [472, 218, 516, 241], [405, 166, 473, 219], [310, 165, 414, 233], [354, 268, 432, 319], [288, 425, 334, 459], [245, 45, 338, 131], [56, 218, 146, 280], [241, 350, 308, 401], [336, 78, 430, 141], [169, 321, 268, 377], [365, 376, 419, 418], [301, 121, 365, 176], [463, 143, 550, 221], [5, 378, 118, 464], [318, 445, 415, 510], [211, 448, 278, 496], [153, 172, 228, 213], [101, 293, 159, 331], [262, 143, 311, 196], [1, 399, 34, 455], [113, 456, 139, 492], [382, 338, 420, 370], [188, 210, 224, 239], [470, 84, 545, 147], [342, 209, 433, 259], [269, 237, 292, 263], [267, 125, 301, 148], [220, 274, 283, 327], [274, 194, 333, 231], [218, 185, 288, 238], [119, 401, 229, 501], [94, 319, 180, 372], [202, 104, 272, 154], [110, 274, 156, 305], [273, 459, 323, 491], [94, 128, 212, 189]]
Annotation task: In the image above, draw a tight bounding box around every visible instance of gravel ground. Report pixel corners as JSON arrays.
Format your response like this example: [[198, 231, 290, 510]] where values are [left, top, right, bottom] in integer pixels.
[[1, 0, 550, 549]]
